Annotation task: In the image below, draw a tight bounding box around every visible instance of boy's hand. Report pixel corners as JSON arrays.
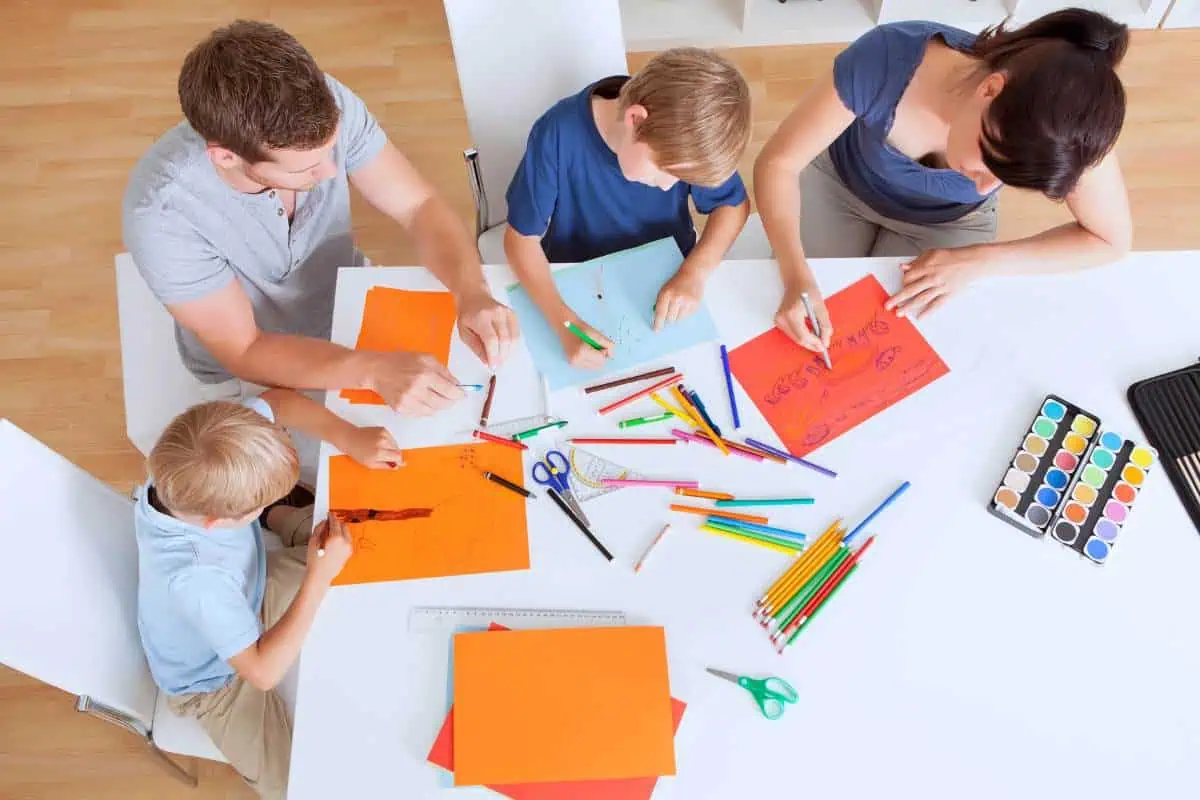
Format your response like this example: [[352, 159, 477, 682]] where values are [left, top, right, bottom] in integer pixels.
[[343, 426, 404, 469], [558, 319, 613, 370], [307, 517, 353, 585], [775, 285, 833, 352], [653, 268, 705, 330], [366, 352, 464, 416]]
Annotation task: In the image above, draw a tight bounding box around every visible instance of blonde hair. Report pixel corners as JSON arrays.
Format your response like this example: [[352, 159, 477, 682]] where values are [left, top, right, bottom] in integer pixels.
[[619, 47, 751, 187], [149, 401, 299, 519]]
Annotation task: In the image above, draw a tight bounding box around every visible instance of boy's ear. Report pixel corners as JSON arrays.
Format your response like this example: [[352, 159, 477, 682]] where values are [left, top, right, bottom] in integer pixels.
[[622, 103, 649, 133], [206, 143, 242, 170]]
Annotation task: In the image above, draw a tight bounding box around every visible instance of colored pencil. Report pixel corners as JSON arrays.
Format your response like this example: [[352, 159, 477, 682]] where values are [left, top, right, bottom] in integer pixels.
[[568, 437, 677, 446], [843, 481, 911, 544], [719, 344, 741, 430], [671, 385, 729, 455], [668, 504, 769, 525], [674, 487, 735, 501], [633, 524, 671, 573], [597, 373, 684, 415], [692, 431, 787, 464], [743, 437, 838, 478], [757, 530, 843, 618], [513, 419, 568, 440], [708, 517, 807, 542], [715, 498, 814, 508], [546, 487, 613, 561], [757, 520, 842, 608], [473, 429, 528, 451], [563, 320, 605, 351], [603, 477, 700, 488], [705, 519, 805, 552], [649, 392, 699, 426], [799, 292, 833, 371], [777, 537, 876, 642], [770, 547, 851, 631], [482, 470, 534, 499], [682, 386, 722, 436], [671, 428, 764, 462], [778, 563, 860, 651], [760, 544, 845, 626], [584, 366, 676, 394], [618, 412, 673, 429], [478, 374, 497, 428], [700, 524, 801, 555]]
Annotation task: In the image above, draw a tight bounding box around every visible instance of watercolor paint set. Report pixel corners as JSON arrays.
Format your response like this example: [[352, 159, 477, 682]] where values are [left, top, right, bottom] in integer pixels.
[[989, 394, 1156, 564]]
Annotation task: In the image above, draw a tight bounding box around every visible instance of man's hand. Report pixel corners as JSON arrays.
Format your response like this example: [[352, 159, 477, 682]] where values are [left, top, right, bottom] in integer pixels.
[[456, 289, 520, 369], [364, 351, 464, 415]]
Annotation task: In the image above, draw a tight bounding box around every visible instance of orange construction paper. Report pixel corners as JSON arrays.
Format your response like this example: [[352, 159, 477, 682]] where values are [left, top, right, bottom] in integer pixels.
[[326, 443, 529, 585], [428, 623, 687, 800], [340, 287, 458, 404], [452, 626, 676, 786], [729, 274, 949, 457]]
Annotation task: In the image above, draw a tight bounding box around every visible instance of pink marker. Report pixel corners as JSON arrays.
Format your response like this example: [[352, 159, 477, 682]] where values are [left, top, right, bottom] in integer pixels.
[[600, 477, 700, 489], [671, 429, 764, 462]]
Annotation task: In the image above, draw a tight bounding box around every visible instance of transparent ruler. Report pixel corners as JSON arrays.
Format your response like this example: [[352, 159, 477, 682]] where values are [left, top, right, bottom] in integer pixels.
[[408, 606, 626, 634]]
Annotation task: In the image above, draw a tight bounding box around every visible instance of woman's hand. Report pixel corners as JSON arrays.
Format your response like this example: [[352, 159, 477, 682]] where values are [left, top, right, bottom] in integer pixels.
[[885, 246, 987, 319], [775, 284, 832, 352]]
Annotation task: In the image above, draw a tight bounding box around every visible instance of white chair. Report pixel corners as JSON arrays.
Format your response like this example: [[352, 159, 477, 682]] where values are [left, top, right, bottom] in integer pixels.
[[114, 252, 206, 455], [0, 419, 225, 786], [444, 0, 629, 264]]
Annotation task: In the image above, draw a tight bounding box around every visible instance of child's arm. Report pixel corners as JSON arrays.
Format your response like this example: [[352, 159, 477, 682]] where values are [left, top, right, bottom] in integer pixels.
[[504, 226, 613, 370], [259, 388, 404, 468], [653, 199, 749, 330], [227, 517, 352, 691]]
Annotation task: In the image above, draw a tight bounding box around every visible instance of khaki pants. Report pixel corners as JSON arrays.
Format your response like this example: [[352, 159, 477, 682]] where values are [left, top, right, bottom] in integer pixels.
[[167, 505, 315, 799], [800, 150, 999, 258]]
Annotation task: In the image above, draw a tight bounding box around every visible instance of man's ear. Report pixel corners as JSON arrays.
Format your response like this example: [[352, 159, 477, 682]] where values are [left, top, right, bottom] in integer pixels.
[[205, 143, 241, 170]]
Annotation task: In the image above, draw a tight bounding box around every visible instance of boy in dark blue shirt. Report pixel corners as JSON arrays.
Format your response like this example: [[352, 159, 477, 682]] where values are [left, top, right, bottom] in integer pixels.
[[504, 48, 752, 369]]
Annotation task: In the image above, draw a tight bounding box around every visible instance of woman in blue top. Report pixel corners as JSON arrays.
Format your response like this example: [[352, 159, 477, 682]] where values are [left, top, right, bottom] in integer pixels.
[[755, 9, 1132, 350]]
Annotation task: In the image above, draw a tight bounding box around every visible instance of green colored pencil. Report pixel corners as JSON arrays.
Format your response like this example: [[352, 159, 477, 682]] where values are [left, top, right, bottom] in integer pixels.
[[705, 519, 804, 552], [513, 419, 568, 440], [715, 498, 815, 508], [618, 412, 673, 429], [780, 563, 859, 650], [563, 320, 605, 351], [771, 547, 850, 631]]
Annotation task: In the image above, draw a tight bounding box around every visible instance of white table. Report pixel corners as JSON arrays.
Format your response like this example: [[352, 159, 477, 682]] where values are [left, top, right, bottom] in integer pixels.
[[290, 255, 1200, 799]]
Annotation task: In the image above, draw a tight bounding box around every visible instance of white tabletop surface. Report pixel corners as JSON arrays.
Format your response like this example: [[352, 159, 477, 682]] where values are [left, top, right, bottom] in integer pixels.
[[290, 253, 1200, 799]]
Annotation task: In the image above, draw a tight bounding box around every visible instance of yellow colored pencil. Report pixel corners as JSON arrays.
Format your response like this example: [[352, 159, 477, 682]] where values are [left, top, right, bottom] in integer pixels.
[[672, 385, 729, 456], [700, 524, 801, 556], [649, 392, 698, 426], [758, 519, 842, 603], [758, 526, 844, 616]]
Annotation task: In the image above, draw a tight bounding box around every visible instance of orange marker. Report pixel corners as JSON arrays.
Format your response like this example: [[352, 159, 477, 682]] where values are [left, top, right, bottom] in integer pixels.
[[669, 504, 768, 525]]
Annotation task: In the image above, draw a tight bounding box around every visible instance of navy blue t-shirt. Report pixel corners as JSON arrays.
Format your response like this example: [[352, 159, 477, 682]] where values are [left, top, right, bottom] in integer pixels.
[[830, 22, 995, 225], [506, 76, 747, 263]]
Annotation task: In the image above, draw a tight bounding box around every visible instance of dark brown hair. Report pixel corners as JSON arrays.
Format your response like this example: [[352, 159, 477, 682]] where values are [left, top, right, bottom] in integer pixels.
[[970, 8, 1128, 200], [178, 20, 339, 163]]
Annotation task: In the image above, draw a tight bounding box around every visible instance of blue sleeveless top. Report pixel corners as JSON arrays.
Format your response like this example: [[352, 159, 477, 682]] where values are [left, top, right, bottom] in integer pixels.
[[829, 22, 994, 224]]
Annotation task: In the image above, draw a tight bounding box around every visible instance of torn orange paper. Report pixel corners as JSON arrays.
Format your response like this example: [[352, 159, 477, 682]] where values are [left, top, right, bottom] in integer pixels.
[[452, 626, 676, 786], [327, 443, 529, 585], [729, 274, 948, 457], [340, 287, 458, 404]]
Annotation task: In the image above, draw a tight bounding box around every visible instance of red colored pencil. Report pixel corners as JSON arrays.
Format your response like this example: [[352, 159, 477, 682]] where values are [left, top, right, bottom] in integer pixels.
[[568, 437, 677, 446], [472, 429, 528, 451], [775, 536, 875, 641], [597, 373, 684, 415]]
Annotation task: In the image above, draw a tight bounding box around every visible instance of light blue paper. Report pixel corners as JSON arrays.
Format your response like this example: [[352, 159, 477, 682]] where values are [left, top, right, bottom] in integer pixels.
[[507, 237, 719, 389]]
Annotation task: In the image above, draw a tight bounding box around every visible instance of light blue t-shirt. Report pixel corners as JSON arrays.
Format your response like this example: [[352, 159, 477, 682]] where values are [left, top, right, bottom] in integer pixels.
[[135, 397, 274, 696]]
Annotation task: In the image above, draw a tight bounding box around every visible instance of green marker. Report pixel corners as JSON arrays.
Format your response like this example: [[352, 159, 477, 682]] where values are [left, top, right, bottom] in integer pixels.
[[513, 419, 568, 441], [618, 412, 673, 429], [563, 320, 605, 351], [714, 498, 815, 508]]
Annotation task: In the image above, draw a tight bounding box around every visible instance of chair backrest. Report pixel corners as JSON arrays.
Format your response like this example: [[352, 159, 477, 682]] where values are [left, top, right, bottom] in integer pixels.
[[0, 420, 158, 727], [114, 253, 204, 455], [444, 0, 628, 229]]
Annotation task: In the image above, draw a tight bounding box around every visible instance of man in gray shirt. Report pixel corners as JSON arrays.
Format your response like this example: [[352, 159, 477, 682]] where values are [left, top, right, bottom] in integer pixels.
[[123, 20, 517, 416]]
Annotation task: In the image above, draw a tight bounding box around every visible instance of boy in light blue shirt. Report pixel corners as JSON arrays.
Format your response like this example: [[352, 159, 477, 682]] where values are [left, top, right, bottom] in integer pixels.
[[136, 390, 401, 798]]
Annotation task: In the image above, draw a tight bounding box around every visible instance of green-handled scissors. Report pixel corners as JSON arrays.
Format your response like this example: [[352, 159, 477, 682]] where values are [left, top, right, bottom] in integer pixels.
[[706, 667, 798, 720]]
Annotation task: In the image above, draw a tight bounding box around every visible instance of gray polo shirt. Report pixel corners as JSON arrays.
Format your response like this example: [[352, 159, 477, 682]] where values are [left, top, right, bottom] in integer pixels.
[[122, 74, 387, 383]]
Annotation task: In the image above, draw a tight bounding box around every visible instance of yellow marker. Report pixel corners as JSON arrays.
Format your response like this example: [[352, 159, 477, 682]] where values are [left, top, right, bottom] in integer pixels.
[[649, 392, 698, 426], [672, 385, 729, 456], [700, 524, 801, 556]]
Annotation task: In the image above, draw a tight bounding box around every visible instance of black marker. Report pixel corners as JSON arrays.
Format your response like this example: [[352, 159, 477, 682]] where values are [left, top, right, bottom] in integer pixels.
[[483, 470, 534, 499]]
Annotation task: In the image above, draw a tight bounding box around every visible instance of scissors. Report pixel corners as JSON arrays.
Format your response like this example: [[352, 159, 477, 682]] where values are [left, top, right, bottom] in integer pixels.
[[706, 668, 798, 720], [531, 449, 589, 526]]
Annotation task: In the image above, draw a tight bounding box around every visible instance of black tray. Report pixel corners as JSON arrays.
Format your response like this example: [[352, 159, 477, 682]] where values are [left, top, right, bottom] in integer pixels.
[[1127, 361, 1200, 535]]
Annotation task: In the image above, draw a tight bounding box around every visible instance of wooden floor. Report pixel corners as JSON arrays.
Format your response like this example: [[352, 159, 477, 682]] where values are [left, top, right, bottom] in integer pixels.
[[1, 1, 1197, 796]]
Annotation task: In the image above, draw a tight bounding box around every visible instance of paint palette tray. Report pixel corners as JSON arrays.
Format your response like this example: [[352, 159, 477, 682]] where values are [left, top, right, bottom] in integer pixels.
[[1128, 361, 1200, 535], [989, 394, 1156, 564], [989, 395, 1100, 538]]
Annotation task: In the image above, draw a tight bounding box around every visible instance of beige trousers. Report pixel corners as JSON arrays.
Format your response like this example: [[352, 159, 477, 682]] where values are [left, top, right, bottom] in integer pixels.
[[800, 150, 999, 258], [167, 505, 315, 799]]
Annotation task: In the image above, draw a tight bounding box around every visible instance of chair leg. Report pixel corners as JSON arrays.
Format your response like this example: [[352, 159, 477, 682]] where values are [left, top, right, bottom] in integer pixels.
[[464, 147, 489, 245], [76, 695, 199, 788]]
